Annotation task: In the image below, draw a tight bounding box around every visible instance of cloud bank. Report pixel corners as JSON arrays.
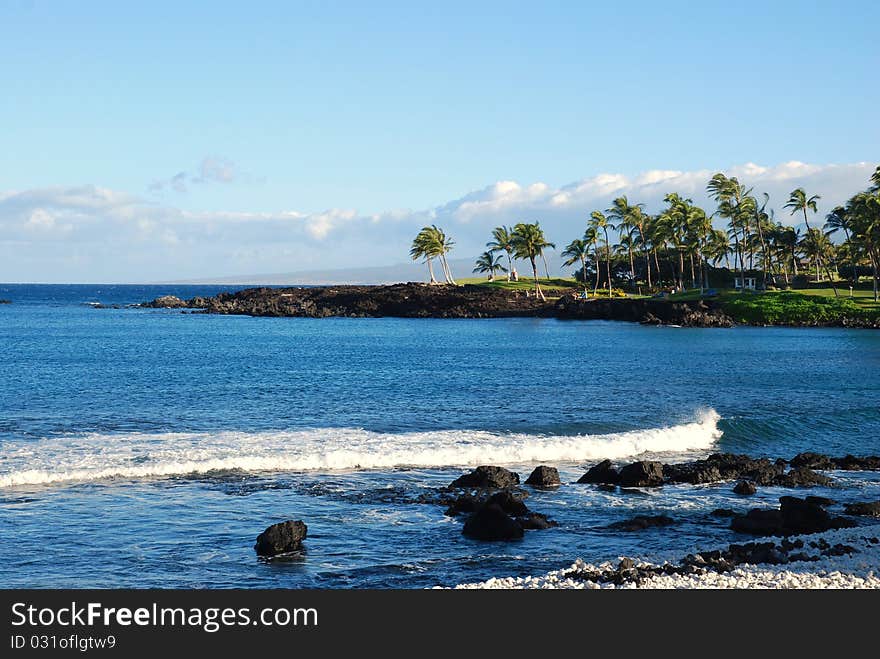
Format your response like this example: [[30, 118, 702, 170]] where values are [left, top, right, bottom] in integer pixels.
[[0, 161, 875, 282]]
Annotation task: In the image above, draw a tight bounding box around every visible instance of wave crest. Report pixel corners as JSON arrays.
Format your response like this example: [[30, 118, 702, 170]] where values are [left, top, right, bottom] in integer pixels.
[[0, 410, 721, 488]]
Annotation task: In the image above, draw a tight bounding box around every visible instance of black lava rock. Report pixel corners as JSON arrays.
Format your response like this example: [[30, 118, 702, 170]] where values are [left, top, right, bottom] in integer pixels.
[[733, 480, 757, 495], [462, 504, 524, 541], [524, 465, 561, 488], [577, 459, 619, 485], [254, 520, 308, 557], [449, 465, 520, 489], [617, 461, 664, 488]]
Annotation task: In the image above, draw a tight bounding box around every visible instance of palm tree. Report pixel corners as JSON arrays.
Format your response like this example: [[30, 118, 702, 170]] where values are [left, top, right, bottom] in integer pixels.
[[589, 210, 614, 297], [785, 188, 837, 295], [411, 225, 456, 284], [825, 206, 857, 284], [707, 173, 753, 294], [511, 222, 555, 300], [487, 225, 516, 281], [584, 226, 601, 296], [606, 196, 644, 285], [871, 165, 880, 193], [801, 228, 835, 284], [561, 237, 591, 295], [473, 251, 507, 281], [410, 227, 439, 284]]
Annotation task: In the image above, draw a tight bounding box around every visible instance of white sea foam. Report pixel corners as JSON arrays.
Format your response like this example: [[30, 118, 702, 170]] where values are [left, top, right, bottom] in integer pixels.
[[0, 409, 721, 488], [450, 524, 880, 589]]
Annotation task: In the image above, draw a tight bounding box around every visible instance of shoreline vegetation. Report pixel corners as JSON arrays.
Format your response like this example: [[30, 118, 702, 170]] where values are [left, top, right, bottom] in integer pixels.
[[138, 165, 880, 328]]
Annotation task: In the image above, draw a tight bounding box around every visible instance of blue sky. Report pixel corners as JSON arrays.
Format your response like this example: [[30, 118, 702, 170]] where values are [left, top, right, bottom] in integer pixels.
[[0, 1, 878, 282]]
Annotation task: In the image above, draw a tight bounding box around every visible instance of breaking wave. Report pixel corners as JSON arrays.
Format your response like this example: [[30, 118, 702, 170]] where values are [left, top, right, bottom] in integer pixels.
[[0, 410, 721, 488]]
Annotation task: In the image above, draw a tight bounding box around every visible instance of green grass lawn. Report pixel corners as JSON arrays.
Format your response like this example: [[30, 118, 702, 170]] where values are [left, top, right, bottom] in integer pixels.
[[458, 276, 581, 296]]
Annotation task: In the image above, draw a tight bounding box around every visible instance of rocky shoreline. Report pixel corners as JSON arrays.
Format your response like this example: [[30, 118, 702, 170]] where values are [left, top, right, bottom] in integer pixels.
[[141, 283, 735, 327], [255, 450, 880, 590]]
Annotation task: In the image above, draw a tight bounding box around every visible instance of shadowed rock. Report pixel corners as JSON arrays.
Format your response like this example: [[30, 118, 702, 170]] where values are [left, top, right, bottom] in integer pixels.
[[733, 480, 757, 495], [731, 497, 855, 537], [577, 459, 619, 485], [608, 514, 675, 532], [844, 501, 880, 517], [618, 461, 664, 488], [462, 504, 524, 541]]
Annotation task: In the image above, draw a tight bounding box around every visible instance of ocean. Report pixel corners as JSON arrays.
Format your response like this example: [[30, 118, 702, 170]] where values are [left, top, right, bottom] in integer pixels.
[[1, 283, 879, 588]]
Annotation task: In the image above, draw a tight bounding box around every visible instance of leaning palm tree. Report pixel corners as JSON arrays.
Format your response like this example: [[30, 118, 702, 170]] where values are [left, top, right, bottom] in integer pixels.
[[510, 222, 555, 300], [411, 225, 456, 284], [871, 165, 880, 193], [785, 188, 837, 295], [410, 227, 439, 284], [473, 250, 507, 281], [561, 237, 591, 295], [588, 210, 614, 297], [487, 225, 515, 281]]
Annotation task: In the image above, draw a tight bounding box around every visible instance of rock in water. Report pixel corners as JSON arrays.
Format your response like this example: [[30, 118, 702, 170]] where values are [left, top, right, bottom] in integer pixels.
[[143, 295, 188, 308], [462, 504, 524, 541], [254, 520, 308, 557], [731, 497, 855, 536], [733, 480, 757, 495], [617, 461, 664, 487], [524, 465, 561, 488], [608, 515, 675, 532], [449, 465, 520, 489], [844, 501, 880, 517], [577, 459, 620, 485], [485, 491, 529, 516]]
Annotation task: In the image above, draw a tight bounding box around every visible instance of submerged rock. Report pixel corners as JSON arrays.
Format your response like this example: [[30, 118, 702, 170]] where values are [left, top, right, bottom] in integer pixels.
[[608, 515, 675, 532], [462, 504, 524, 541], [254, 520, 307, 557], [731, 497, 855, 537], [844, 501, 880, 518], [449, 465, 520, 490], [525, 465, 561, 488], [517, 512, 558, 530]]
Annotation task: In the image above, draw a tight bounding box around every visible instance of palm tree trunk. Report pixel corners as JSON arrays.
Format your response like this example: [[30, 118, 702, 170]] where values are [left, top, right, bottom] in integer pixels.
[[645, 251, 652, 288], [628, 246, 635, 285], [594, 248, 600, 296], [506, 251, 513, 282], [603, 228, 612, 297], [580, 255, 588, 294], [427, 258, 437, 284], [541, 251, 550, 280], [530, 256, 544, 300]]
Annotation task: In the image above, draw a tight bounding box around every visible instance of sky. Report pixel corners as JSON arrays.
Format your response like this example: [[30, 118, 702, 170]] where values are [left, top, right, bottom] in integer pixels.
[[0, 0, 878, 282]]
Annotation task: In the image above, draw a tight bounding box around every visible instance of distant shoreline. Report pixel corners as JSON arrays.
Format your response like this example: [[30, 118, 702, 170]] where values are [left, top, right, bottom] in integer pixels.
[[140, 282, 880, 329]]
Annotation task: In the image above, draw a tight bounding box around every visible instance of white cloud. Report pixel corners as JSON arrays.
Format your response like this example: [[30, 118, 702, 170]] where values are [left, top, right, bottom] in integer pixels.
[[0, 161, 876, 282]]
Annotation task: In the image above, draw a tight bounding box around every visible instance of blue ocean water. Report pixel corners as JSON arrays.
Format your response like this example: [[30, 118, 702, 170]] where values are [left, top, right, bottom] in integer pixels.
[[1, 283, 879, 588]]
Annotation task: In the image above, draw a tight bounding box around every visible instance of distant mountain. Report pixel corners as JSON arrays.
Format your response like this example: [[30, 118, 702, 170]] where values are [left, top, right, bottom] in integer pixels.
[[166, 254, 570, 285]]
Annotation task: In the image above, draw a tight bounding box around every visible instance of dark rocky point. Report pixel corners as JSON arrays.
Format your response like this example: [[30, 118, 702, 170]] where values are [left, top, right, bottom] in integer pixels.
[[517, 512, 558, 530], [143, 295, 188, 309], [254, 520, 307, 557], [524, 465, 561, 488], [484, 491, 529, 516]]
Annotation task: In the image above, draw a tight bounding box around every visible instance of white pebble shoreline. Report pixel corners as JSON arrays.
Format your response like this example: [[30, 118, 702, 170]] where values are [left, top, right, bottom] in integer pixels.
[[450, 524, 880, 589]]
